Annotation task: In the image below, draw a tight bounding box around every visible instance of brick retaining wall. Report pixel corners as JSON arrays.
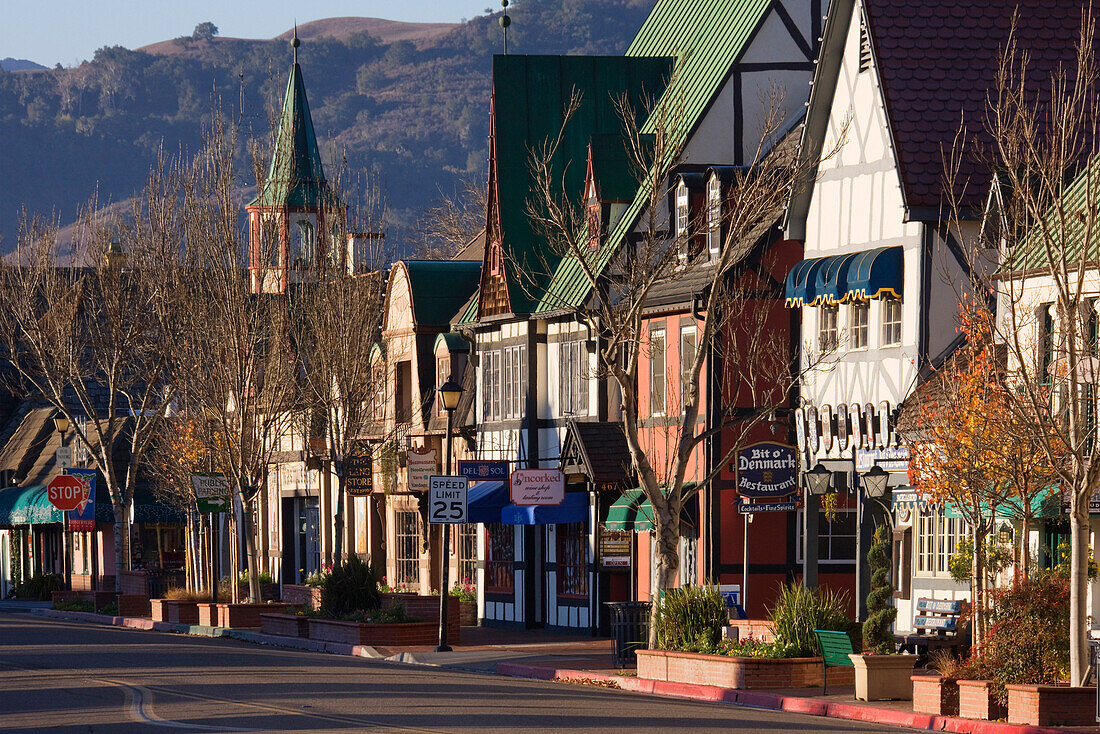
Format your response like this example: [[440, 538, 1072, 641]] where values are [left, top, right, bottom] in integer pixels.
[[1006, 684, 1097, 726], [636, 649, 851, 689]]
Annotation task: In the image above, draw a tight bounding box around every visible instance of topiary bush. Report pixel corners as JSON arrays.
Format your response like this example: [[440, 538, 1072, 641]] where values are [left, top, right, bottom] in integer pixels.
[[654, 584, 729, 653], [14, 573, 61, 600], [768, 582, 851, 657], [863, 524, 897, 654], [320, 555, 381, 619]]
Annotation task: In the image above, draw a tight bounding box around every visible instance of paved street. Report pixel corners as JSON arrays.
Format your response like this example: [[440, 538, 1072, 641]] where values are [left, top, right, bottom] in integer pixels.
[[0, 611, 908, 733]]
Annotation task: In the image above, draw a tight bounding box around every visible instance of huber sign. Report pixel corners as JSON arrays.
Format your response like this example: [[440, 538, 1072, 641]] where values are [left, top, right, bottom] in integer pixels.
[[48, 474, 90, 512], [733, 442, 797, 498], [510, 469, 565, 506]]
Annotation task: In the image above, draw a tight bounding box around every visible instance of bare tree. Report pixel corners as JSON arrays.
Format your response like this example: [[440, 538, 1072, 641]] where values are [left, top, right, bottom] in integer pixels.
[[527, 85, 840, 645], [411, 175, 488, 260], [0, 160, 181, 590], [943, 10, 1100, 683]]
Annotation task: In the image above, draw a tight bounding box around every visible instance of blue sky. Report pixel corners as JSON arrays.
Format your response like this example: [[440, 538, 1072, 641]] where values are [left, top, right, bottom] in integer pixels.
[[5, 1, 497, 68]]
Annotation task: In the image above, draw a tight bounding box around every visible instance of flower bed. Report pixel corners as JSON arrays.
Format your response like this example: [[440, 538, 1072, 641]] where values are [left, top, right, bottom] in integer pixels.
[[635, 648, 851, 689], [150, 599, 199, 625], [958, 679, 1007, 721], [282, 584, 322, 610], [306, 618, 438, 646], [381, 593, 460, 642], [911, 674, 958, 716], [216, 602, 290, 628], [1006, 683, 1097, 726], [260, 612, 310, 638]]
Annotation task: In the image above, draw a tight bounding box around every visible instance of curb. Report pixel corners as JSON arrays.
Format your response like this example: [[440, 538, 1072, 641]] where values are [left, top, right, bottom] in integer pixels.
[[494, 663, 1077, 734]]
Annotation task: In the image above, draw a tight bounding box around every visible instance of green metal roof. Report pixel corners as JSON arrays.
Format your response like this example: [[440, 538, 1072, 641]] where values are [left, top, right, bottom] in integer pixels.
[[490, 54, 674, 317], [589, 133, 650, 202], [403, 260, 482, 327], [1008, 158, 1100, 274], [434, 331, 471, 354], [534, 0, 773, 314], [250, 63, 331, 208]]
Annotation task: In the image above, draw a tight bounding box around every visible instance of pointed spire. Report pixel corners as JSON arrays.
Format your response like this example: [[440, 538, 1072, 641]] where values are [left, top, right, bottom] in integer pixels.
[[292, 22, 300, 65]]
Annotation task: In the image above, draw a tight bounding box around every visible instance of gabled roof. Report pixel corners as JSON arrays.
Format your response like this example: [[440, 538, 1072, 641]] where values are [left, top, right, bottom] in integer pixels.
[[533, 0, 777, 315], [250, 62, 331, 208], [560, 420, 633, 486], [487, 54, 674, 318], [401, 260, 482, 327], [588, 133, 647, 203]]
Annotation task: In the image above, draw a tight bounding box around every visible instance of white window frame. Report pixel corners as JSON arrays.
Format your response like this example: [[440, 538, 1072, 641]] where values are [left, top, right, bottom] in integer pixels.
[[481, 349, 501, 422], [706, 175, 721, 258], [796, 508, 857, 564], [882, 296, 902, 346], [914, 506, 968, 578], [819, 304, 839, 352], [680, 325, 697, 415], [850, 301, 869, 349], [503, 344, 527, 420], [649, 328, 666, 416], [675, 181, 690, 262], [560, 340, 589, 417]]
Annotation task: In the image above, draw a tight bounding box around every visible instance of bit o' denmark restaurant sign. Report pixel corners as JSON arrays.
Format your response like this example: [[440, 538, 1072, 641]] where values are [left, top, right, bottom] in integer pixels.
[[734, 442, 797, 498]]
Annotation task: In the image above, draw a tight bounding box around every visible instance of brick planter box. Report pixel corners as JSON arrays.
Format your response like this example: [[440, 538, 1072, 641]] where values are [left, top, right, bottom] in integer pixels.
[[912, 675, 959, 716], [1006, 683, 1097, 726], [117, 595, 150, 617], [635, 649, 852, 689], [260, 613, 311, 638], [458, 600, 476, 626], [197, 603, 218, 627], [216, 603, 291, 629], [281, 584, 321, 610], [307, 618, 438, 646], [958, 679, 1007, 720], [150, 599, 199, 625], [381, 593, 460, 643], [51, 590, 120, 611]]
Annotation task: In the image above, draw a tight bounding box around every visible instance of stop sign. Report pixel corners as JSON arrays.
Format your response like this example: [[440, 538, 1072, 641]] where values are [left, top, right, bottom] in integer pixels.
[[47, 474, 89, 512]]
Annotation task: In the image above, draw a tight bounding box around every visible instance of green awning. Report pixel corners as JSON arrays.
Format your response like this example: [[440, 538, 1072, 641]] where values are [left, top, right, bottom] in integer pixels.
[[635, 483, 697, 532], [606, 488, 645, 531], [0, 485, 62, 526], [943, 488, 1061, 520]]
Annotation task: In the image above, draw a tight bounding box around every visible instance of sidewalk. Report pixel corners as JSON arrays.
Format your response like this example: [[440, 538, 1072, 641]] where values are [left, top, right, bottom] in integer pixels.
[[27, 607, 1100, 734]]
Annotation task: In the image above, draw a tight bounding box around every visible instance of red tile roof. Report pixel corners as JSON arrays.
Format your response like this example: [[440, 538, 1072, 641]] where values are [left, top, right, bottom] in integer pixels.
[[866, 0, 1100, 213]]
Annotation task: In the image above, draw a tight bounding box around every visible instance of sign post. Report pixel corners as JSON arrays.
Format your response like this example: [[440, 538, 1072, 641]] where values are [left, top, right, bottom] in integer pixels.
[[428, 475, 468, 524]]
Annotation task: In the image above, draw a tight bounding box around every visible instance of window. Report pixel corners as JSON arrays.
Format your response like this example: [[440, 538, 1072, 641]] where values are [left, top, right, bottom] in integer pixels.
[[486, 524, 514, 594], [915, 506, 967, 576], [481, 350, 501, 421], [649, 328, 666, 415], [882, 297, 902, 345], [797, 508, 857, 563], [706, 175, 722, 257], [436, 357, 450, 417], [370, 361, 385, 422], [680, 325, 697, 414], [394, 511, 421, 587], [850, 301, 869, 349], [819, 305, 839, 352], [560, 340, 589, 416], [262, 215, 280, 267], [395, 361, 412, 424], [556, 522, 589, 597], [457, 524, 478, 589], [503, 345, 527, 420], [675, 181, 690, 241], [1038, 303, 1055, 384], [294, 219, 314, 266], [679, 533, 698, 585]]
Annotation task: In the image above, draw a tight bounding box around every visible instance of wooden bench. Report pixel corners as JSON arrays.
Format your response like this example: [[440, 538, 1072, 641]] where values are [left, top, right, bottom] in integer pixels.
[[813, 629, 855, 695], [894, 597, 970, 661]]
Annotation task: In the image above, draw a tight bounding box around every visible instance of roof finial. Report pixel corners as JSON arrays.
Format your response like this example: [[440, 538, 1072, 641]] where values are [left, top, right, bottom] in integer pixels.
[[292, 22, 300, 65], [499, 1, 511, 54]]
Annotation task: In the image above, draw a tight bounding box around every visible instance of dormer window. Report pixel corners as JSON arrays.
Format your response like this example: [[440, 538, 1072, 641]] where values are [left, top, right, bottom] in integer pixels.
[[706, 175, 722, 258], [295, 219, 314, 267], [675, 180, 690, 262]]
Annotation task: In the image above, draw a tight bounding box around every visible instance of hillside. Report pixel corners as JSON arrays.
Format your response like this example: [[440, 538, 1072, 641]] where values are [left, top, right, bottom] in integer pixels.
[[0, 0, 655, 254]]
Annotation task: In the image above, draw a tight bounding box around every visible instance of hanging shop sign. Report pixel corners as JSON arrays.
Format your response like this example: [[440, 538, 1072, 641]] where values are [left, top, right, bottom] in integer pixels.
[[67, 468, 96, 531], [878, 400, 892, 448], [836, 404, 850, 452], [598, 525, 631, 568], [820, 404, 834, 452], [850, 402, 865, 450], [733, 442, 797, 498], [510, 468, 565, 505], [458, 460, 509, 482], [191, 473, 230, 513], [806, 406, 820, 455], [794, 407, 807, 453], [855, 446, 910, 472], [345, 453, 374, 496], [407, 445, 438, 493], [864, 403, 877, 448]]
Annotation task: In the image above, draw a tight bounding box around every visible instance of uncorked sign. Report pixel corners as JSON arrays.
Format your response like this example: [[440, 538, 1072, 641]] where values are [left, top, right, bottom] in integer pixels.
[[733, 442, 797, 498]]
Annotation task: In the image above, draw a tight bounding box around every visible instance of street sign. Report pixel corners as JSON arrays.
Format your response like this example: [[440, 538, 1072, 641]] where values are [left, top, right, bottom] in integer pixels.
[[737, 501, 797, 513], [428, 475, 467, 523], [55, 446, 72, 469], [345, 453, 373, 496], [191, 474, 230, 513], [47, 474, 90, 512], [67, 468, 96, 531], [458, 460, 509, 482], [510, 468, 565, 505]]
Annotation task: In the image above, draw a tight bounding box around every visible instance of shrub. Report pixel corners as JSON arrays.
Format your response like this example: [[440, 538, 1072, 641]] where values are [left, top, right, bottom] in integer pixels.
[[449, 579, 476, 601], [716, 635, 797, 658], [320, 556, 381, 619], [768, 582, 851, 657], [863, 524, 897, 654], [163, 588, 211, 602], [52, 599, 94, 613], [655, 585, 728, 653], [14, 573, 61, 600], [99, 602, 119, 616]]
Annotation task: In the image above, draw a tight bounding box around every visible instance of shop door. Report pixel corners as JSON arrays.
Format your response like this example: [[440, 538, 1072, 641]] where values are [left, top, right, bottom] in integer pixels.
[[300, 499, 320, 580]]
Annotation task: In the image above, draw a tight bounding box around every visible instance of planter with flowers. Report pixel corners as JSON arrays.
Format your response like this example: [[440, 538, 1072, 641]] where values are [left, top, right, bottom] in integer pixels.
[[848, 525, 917, 701], [450, 579, 477, 626]]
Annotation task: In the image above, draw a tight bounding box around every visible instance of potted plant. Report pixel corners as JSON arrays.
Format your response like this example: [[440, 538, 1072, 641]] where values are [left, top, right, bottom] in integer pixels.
[[450, 579, 477, 626], [849, 524, 918, 700]]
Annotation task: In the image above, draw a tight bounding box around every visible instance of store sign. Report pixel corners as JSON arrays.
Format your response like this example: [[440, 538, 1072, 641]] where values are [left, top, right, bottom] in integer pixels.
[[277, 462, 307, 492], [458, 460, 509, 482], [67, 468, 96, 531], [733, 442, 797, 498], [738, 501, 797, 513], [598, 525, 631, 568], [855, 446, 910, 472], [718, 584, 741, 609], [191, 473, 230, 513], [510, 468, 565, 505], [345, 453, 373, 496], [407, 446, 438, 493]]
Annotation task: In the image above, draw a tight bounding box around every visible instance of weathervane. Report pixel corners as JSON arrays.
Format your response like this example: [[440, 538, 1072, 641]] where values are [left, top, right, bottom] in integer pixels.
[[292, 22, 300, 64], [500, 1, 511, 54]]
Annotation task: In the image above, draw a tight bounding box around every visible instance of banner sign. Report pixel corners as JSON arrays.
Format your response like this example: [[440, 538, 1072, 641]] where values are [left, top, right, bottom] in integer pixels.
[[733, 442, 797, 498], [67, 468, 96, 531], [598, 525, 631, 568], [191, 473, 230, 513], [345, 453, 373, 496], [855, 446, 910, 472], [738, 501, 797, 514], [407, 445, 438, 493], [510, 468, 565, 505], [458, 460, 509, 482]]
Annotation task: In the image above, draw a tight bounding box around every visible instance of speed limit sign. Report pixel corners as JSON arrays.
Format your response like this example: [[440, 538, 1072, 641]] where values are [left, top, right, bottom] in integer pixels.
[[428, 475, 468, 524]]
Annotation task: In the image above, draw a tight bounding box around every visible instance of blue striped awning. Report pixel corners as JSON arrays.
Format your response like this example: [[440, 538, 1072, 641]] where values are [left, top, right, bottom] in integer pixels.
[[813, 253, 859, 305], [846, 246, 903, 300]]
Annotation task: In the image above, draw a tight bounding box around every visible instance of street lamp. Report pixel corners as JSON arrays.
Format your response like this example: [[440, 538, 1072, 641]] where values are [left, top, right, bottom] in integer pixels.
[[435, 379, 463, 652], [53, 414, 70, 436], [804, 463, 833, 495], [861, 465, 890, 499]]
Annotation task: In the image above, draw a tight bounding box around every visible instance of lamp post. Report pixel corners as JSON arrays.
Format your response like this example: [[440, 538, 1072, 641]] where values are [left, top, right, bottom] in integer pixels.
[[54, 414, 71, 590], [435, 379, 463, 653]]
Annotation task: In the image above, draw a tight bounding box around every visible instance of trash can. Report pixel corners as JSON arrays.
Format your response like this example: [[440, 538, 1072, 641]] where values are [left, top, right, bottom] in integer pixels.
[[606, 601, 652, 667]]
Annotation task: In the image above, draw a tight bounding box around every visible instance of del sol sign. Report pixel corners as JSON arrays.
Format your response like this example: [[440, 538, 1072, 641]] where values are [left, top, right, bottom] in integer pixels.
[[733, 442, 797, 498]]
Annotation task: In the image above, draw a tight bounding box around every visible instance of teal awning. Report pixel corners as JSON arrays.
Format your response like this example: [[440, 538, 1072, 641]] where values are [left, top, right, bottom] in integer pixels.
[[634, 483, 697, 532], [0, 485, 62, 526], [605, 488, 645, 531], [943, 488, 1061, 520], [846, 246, 903, 300]]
